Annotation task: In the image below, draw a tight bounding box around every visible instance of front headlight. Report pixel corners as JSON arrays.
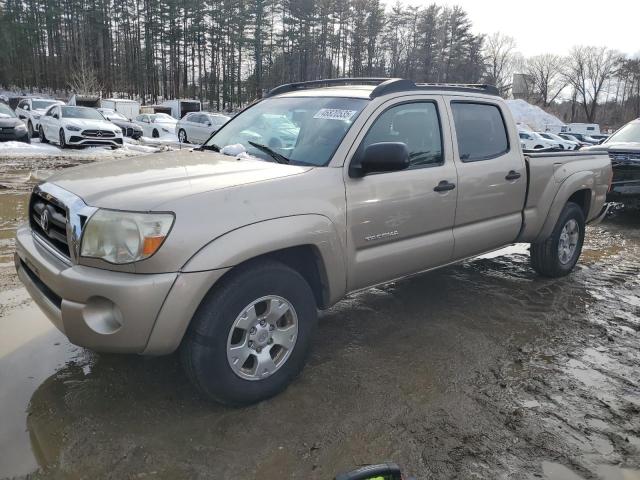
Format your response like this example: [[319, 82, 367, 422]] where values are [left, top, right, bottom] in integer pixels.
[[80, 210, 174, 264], [15, 123, 27, 132], [33, 114, 41, 120], [66, 125, 82, 131]]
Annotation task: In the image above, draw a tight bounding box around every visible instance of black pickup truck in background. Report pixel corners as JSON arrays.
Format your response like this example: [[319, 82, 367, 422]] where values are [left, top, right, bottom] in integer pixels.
[[583, 118, 640, 209]]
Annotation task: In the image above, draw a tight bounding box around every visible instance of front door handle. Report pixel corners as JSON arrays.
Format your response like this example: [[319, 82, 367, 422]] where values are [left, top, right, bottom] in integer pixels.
[[505, 170, 521, 181], [434, 180, 456, 192]]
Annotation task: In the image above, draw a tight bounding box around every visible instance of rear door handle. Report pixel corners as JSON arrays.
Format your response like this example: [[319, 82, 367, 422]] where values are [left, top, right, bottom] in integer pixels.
[[434, 180, 456, 192], [505, 170, 521, 181]]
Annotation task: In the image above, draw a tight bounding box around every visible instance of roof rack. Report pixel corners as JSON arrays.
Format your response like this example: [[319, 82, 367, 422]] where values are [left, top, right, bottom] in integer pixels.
[[265, 78, 391, 97], [266, 77, 500, 98], [371, 80, 500, 97]]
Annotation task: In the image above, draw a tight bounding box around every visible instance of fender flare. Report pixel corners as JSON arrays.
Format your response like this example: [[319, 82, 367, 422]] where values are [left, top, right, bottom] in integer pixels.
[[182, 214, 347, 306], [534, 171, 594, 243]]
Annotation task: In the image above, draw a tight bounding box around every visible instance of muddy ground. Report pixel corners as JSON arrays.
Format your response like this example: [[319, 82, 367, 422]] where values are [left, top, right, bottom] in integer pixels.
[[0, 153, 639, 480]]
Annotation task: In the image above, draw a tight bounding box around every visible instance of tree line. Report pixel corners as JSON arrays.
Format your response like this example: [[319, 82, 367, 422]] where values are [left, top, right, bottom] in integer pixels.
[[483, 33, 640, 128], [0, 0, 483, 109], [1, 0, 638, 128]]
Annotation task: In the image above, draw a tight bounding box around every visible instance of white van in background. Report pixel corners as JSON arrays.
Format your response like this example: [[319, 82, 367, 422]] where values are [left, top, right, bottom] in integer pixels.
[[161, 99, 201, 119], [545, 123, 601, 136], [101, 98, 140, 121]]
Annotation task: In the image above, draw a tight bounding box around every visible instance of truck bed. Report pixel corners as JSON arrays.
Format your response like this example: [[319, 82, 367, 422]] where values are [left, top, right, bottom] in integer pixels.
[[518, 151, 611, 243]]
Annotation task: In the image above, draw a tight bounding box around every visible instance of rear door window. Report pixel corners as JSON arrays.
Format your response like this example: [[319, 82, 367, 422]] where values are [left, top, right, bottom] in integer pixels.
[[451, 102, 509, 162]]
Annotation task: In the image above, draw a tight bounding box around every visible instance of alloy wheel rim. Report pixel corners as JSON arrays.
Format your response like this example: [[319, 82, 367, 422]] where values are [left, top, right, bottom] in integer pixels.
[[558, 218, 579, 264], [226, 295, 298, 381]]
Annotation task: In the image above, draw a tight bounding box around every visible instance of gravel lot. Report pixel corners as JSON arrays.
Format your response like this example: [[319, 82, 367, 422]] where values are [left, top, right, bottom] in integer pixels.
[[0, 153, 638, 480]]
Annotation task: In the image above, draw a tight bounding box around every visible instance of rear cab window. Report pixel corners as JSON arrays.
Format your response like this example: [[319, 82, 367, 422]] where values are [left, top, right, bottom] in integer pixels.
[[451, 102, 509, 162]]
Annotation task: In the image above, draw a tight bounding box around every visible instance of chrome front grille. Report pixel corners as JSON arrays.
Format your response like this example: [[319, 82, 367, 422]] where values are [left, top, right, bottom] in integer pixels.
[[609, 151, 640, 165], [28, 184, 97, 264], [30, 190, 70, 258], [82, 129, 116, 138]]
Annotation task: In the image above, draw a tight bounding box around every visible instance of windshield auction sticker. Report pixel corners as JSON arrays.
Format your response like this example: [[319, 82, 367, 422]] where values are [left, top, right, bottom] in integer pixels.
[[313, 109, 358, 121]]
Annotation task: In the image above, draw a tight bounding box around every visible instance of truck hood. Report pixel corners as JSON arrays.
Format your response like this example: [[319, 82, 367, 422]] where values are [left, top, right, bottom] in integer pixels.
[[581, 142, 640, 153], [47, 149, 312, 210]]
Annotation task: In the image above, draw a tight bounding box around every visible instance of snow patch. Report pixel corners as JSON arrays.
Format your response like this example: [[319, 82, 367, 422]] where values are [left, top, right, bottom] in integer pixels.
[[505, 99, 564, 132], [0, 137, 167, 160]]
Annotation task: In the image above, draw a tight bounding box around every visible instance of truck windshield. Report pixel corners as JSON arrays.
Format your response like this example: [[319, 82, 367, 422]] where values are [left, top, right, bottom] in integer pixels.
[[606, 121, 640, 144], [204, 97, 368, 166]]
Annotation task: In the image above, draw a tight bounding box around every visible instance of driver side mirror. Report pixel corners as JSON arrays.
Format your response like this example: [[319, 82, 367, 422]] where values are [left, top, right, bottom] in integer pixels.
[[350, 142, 410, 178]]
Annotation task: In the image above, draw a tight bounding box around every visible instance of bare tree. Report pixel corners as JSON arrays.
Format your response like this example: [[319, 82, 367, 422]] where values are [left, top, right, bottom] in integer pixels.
[[564, 46, 621, 122], [524, 54, 566, 107], [69, 56, 103, 94], [482, 32, 519, 96]]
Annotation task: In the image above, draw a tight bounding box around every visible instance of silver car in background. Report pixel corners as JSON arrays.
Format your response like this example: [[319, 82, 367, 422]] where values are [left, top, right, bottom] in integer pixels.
[[176, 112, 230, 144]]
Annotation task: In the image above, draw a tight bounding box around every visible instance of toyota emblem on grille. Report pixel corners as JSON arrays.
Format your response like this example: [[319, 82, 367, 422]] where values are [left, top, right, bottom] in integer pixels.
[[40, 209, 50, 233]]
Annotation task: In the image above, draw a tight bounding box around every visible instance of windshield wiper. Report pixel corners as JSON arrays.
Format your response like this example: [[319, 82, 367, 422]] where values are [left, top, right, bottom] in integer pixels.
[[197, 143, 221, 152], [248, 141, 290, 164]]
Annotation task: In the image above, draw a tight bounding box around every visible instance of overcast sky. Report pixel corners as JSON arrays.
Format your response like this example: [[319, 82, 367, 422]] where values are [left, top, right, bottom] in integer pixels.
[[402, 0, 638, 57]]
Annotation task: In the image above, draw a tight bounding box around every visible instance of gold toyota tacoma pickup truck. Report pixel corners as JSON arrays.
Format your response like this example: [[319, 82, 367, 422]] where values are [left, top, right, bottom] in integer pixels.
[[15, 78, 611, 405]]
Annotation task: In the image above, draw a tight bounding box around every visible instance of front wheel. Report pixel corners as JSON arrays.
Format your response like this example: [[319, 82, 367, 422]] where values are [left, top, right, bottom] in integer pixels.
[[152, 128, 159, 138], [39, 126, 48, 143], [530, 202, 585, 277], [27, 121, 34, 138], [178, 129, 188, 143], [58, 129, 67, 149], [181, 259, 318, 406]]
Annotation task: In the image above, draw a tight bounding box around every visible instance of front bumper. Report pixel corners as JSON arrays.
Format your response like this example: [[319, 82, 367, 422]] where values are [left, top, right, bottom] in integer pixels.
[[67, 135, 123, 147], [0, 127, 30, 142], [14, 225, 229, 354]]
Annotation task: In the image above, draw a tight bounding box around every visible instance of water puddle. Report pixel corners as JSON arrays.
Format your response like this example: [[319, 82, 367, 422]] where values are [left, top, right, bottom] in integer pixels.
[[0, 301, 76, 478], [543, 462, 640, 480], [0, 191, 28, 267]]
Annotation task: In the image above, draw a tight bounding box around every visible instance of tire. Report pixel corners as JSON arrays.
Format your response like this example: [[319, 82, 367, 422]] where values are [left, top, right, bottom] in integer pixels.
[[27, 121, 34, 138], [58, 129, 67, 149], [152, 129, 159, 138], [39, 126, 48, 143], [178, 129, 188, 143], [530, 202, 585, 277], [181, 259, 318, 406]]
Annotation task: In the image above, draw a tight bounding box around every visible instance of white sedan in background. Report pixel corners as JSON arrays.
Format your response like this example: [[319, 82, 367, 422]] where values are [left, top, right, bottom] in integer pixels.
[[537, 132, 580, 150], [175, 112, 230, 144], [133, 113, 177, 138], [518, 131, 559, 150], [38, 105, 123, 148]]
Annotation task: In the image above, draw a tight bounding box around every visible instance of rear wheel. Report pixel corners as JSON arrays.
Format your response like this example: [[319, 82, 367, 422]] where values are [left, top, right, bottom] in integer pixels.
[[181, 259, 318, 406], [27, 121, 34, 138], [178, 129, 188, 143], [39, 126, 48, 143], [58, 129, 67, 149], [530, 202, 585, 277]]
